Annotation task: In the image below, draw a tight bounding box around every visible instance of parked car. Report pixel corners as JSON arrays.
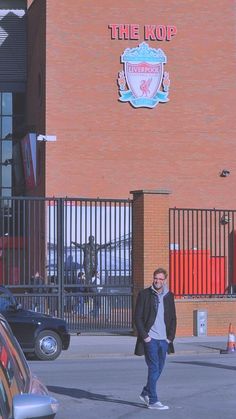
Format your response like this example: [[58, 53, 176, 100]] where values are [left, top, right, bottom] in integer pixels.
[[0, 286, 70, 361], [0, 313, 59, 418]]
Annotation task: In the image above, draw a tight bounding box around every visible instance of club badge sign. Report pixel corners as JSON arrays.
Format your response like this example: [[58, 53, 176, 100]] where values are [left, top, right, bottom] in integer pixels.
[[118, 42, 170, 109], [108, 24, 176, 110]]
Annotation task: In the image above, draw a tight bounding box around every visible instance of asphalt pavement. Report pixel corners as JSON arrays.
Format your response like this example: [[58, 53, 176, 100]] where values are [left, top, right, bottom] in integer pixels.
[[60, 333, 232, 359], [33, 334, 236, 419]]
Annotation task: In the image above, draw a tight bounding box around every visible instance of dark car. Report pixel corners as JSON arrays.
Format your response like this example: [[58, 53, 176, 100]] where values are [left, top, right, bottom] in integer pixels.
[[0, 286, 70, 361], [0, 313, 59, 418]]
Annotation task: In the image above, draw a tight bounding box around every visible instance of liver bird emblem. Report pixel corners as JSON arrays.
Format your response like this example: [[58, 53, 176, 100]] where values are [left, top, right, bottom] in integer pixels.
[[140, 78, 152, 97]]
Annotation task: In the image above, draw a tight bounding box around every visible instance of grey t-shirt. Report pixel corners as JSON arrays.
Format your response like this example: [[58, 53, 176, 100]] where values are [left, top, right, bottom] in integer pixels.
[[149, 290, 167, 340]]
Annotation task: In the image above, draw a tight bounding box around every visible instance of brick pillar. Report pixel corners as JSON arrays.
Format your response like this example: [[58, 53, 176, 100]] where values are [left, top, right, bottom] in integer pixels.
[[131, 189, 171, 297]]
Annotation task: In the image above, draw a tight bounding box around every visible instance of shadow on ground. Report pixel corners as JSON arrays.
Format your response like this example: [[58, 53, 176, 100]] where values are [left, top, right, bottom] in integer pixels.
[[170, 360, 236, 371], [199, 344, 224, 351], [47, 386, 145, 407]]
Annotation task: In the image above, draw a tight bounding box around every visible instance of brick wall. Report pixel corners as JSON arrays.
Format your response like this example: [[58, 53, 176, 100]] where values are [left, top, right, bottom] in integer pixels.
[[176, 299, 236, 336], [27, 0, 236, 210], [132, 190, 170, 296]]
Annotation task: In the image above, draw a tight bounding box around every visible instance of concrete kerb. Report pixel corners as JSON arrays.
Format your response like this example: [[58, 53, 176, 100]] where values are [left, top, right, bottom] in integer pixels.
[[59, 335, 230, 359]]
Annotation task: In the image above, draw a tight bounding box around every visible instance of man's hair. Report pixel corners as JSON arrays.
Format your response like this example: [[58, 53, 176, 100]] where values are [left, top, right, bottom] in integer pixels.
[[153, 267, 168, 278]]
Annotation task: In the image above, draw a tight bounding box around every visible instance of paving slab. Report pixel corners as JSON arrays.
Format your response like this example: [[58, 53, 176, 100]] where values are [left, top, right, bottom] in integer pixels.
[[60, 334, 231, 359]]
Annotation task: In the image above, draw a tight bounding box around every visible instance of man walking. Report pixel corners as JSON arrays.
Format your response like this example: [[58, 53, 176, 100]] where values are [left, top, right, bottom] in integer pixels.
[[134, 267, 177, 410]]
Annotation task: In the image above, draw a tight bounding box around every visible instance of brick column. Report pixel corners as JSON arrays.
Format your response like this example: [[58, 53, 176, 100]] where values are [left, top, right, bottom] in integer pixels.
[[131, 189, 171, 297]]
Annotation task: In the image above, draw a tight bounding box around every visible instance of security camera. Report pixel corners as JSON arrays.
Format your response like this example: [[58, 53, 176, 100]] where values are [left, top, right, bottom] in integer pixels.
[[220, 169, 230, 177], [37, 135, 57, 142], [220, 214, 231, 225]]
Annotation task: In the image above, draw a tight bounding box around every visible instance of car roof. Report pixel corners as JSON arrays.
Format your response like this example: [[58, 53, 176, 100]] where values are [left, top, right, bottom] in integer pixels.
[[0, 312, 11, 324], [0, 286, 14, 297], [0, 285, 10, 292]]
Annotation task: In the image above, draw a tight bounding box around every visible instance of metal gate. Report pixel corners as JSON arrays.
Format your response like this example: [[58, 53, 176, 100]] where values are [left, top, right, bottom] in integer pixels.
[[0, 197, 133, 332], [169, 207, 236, 297]]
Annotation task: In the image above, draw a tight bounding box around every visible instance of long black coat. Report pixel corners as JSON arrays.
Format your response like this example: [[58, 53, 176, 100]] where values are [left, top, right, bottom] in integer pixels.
[[134, 287, 177, 356]]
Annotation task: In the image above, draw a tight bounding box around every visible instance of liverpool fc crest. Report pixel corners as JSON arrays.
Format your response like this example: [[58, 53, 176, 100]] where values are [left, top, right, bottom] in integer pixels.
[[118, 42, 170, 109]]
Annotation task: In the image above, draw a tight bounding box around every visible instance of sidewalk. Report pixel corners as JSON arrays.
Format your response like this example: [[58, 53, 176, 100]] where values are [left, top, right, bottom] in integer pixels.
[[60, 334, 229, 359]]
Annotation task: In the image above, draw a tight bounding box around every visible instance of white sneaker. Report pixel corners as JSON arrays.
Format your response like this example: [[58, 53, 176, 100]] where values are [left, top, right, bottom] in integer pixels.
[[148, 401, 169, 410], [139, 394, 149, 406]]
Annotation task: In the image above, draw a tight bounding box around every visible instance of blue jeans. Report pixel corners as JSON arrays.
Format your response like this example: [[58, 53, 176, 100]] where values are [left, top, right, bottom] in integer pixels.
[[141, 339, 168, 404]]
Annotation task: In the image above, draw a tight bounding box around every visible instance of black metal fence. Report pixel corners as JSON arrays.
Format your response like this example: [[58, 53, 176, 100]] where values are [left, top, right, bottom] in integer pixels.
[[0, 197, 133, 332], [169, 208, 236, 298], [3, 199, 236, 321]]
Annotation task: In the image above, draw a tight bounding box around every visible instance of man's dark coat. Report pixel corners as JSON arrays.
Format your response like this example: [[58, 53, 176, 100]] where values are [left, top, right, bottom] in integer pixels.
[[134, 287, 177, 356]]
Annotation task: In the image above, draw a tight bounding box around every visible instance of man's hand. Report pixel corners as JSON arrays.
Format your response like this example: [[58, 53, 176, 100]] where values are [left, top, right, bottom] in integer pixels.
[[144, 336, 151, 343]]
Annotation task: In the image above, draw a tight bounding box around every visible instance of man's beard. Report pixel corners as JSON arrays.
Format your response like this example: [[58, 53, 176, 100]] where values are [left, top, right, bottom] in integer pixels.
[[152, 282, 163, 292]]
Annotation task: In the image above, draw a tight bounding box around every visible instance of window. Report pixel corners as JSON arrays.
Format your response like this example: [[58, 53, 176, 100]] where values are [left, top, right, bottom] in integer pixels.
[[0, 320, 29, 417], [0, 92, 25, 197], [0, 322, 28, 390], [0, 374, 9, 418]]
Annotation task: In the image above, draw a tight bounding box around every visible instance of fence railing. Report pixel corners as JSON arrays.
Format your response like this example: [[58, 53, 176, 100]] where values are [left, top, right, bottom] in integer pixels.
[[0, 196, 133, 332], [169, 208, 236, 298]]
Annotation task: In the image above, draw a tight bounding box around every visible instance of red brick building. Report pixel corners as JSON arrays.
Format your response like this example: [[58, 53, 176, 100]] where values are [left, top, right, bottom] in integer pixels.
[[26, 0, 236, 210], [1, 0, 236, 335]]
